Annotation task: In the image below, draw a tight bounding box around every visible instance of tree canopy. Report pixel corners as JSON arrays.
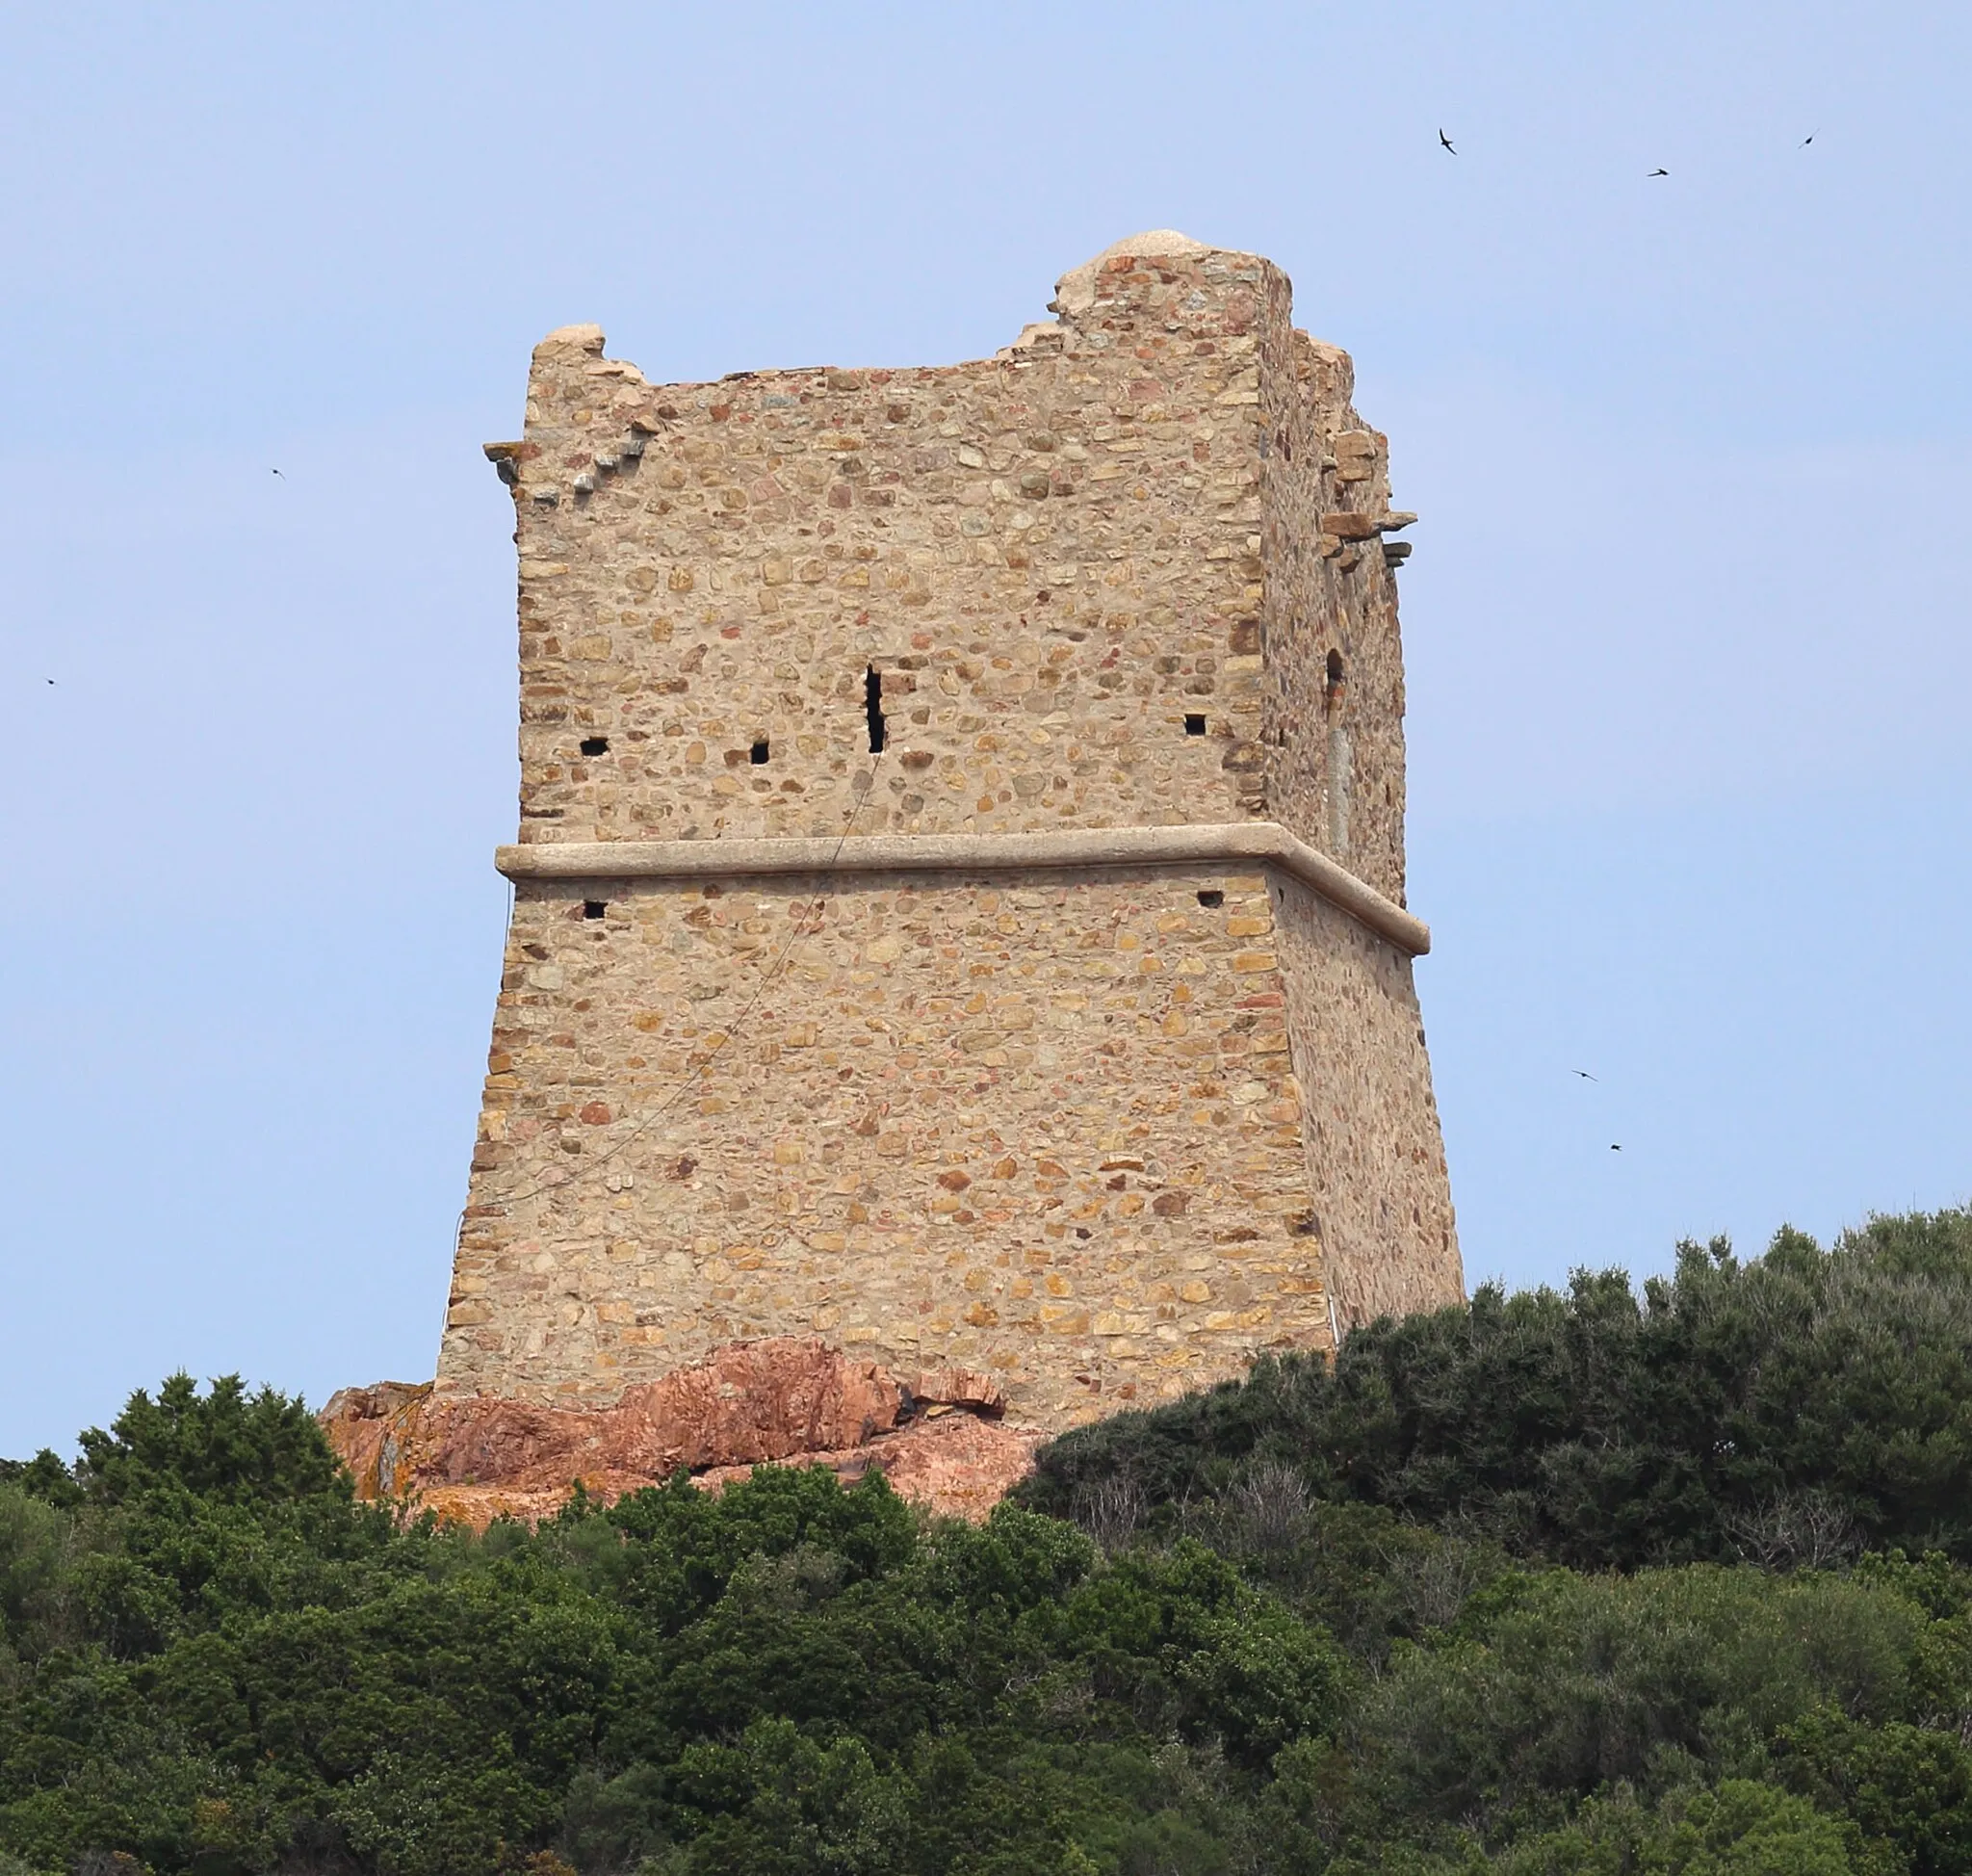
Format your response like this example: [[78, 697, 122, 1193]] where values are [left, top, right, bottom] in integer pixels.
[[5, 1214, 1972, 1873]]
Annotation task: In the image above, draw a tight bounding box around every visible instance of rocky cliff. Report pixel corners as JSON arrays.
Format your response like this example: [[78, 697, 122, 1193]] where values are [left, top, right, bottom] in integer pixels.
[[320, 1337, 1038, 1526]]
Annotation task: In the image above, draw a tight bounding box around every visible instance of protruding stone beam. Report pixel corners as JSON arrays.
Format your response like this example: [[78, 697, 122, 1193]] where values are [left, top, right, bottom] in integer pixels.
[[496, 821, 1431, 956]]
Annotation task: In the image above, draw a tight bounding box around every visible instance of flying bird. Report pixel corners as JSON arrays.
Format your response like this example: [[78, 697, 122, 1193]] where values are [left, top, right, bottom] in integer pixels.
[[1570, 1070, 1599, 1081], [271, 468, 285, 480], [1648, 167, 1670, 177], [1803, 131, 1816, 146], [1610, 1144, 1622, 1152], [1439, 129, 1456, 154]]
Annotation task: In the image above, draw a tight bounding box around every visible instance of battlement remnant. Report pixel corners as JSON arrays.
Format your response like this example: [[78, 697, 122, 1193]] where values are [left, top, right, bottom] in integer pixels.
[[440, 233, 1462, 1427]]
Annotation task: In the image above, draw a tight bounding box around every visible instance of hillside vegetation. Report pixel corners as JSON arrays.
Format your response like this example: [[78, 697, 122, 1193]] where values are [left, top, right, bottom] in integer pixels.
[[1020, 1211, 1972, 1569], [0, 1210, 1969, 1876]]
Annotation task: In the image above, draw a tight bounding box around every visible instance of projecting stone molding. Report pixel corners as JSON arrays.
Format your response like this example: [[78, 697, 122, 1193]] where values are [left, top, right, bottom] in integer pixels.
[[497, 821, 1431, 956]]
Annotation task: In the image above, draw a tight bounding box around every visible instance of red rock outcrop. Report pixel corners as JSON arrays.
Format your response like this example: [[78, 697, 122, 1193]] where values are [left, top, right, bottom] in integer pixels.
[[319, 1338, 1037, 1528]]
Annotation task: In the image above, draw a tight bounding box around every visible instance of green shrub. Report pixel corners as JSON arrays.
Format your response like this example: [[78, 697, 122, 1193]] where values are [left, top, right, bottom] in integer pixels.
[[1022, 1212, 1972, 1571], [1492, 1780, 1858, 1876], [1357, 1566, 1920, 1832], [10, 1217, 1972, 1874], [75, 1372, 350, 1510]]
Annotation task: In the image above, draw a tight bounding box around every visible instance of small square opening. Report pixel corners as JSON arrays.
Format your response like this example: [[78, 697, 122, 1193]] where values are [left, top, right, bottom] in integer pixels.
[[580, 736, 610, 756], [1183, 714, 1207, 736], [750, 738, 770, 765], [583, 900, 608, 921], [1197, 889, 1224, 908]]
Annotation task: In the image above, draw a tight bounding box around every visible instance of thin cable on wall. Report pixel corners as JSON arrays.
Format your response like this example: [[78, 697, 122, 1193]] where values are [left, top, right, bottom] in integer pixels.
[[471, 750, 888, 1217]]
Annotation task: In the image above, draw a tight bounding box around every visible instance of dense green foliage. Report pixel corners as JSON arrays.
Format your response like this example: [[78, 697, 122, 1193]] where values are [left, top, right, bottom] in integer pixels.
[[1022, 1210, 1972, 1570], [3, 1212, 1972, 1873]]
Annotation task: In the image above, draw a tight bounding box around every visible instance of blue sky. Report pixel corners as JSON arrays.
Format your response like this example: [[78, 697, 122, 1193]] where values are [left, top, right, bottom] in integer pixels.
[[2, 2, 1967, 1455]]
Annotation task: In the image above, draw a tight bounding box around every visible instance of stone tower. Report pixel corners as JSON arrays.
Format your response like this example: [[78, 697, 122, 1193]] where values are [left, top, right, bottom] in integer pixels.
[[439, 233, 1461, 1427]]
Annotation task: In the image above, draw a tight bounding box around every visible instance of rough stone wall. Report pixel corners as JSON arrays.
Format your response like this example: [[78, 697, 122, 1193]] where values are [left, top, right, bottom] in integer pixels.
[[1269, 874, 1460, 1327], [448, 866, 1329, 1421], [1258, 319, 1408, 904], [503, 244, 1284, 851], [444, 234, 1461, 1424]]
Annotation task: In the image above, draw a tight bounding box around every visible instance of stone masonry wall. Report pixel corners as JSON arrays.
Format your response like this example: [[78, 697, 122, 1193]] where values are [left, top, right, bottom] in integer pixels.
[[1258, 324, 1409, 905], [443, 235, 1461, 1424], [502, 244, 1284, 851], [447, 865, 1330, 1423], [1271, 874, 1460, 1328]]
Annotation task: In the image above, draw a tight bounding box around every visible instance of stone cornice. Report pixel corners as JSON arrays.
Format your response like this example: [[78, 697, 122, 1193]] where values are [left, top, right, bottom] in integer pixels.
[[496, 821, 1430, 956]]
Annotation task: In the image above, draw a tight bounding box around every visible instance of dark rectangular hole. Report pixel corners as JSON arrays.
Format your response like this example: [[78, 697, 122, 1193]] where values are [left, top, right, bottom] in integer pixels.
[[1197, 889, 1224, 908], [580, 736, 610, 756], [750, 738, 769, 765], [1183, 714, 1207, 736], [866, 665, 887, 753], [583, 900, 607, 920]]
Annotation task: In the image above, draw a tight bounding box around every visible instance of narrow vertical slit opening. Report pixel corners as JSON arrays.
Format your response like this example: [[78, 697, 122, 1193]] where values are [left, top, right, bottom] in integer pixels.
[[1324, 649, 1351, 857], [750, 739, 770, 765], [865, 665, 887, 753]]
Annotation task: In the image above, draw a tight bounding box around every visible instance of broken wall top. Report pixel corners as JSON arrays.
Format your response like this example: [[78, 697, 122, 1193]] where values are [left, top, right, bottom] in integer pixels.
[[491, 234, 1411, 901]]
